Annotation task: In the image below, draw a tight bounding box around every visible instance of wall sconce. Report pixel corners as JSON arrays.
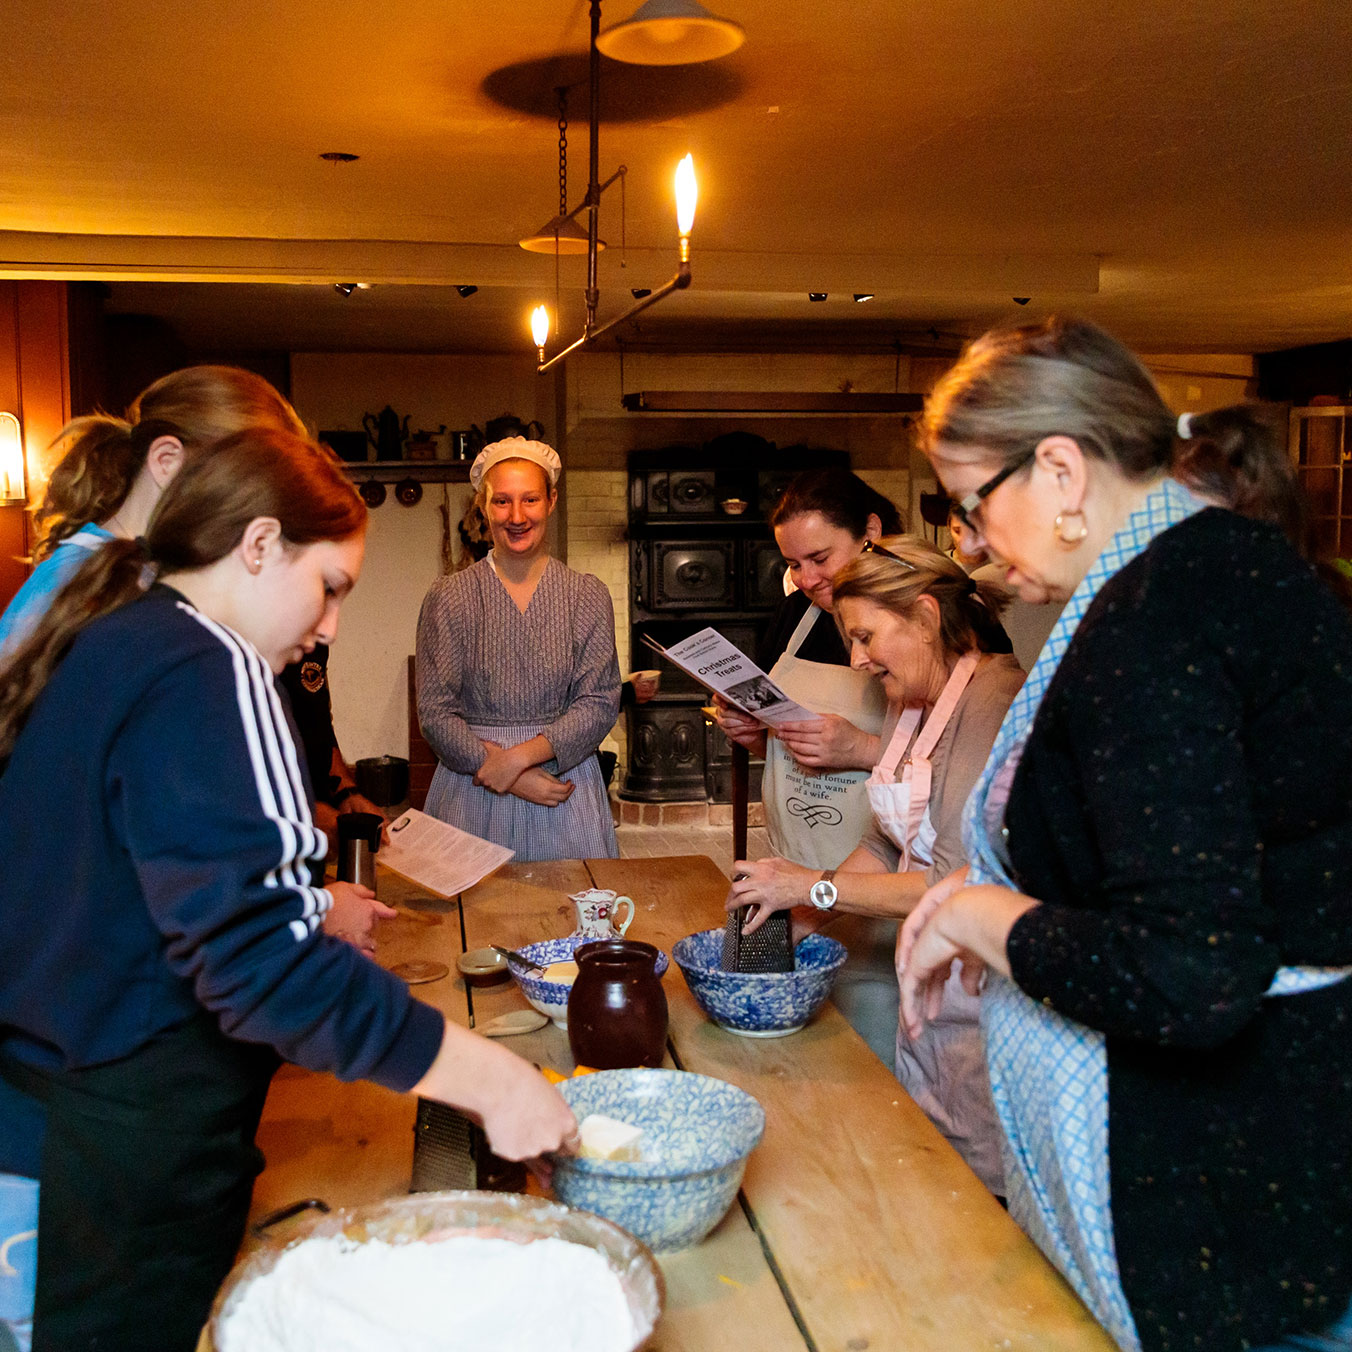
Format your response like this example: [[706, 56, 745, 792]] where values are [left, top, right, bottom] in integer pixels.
[[0, 411, 24, 503]]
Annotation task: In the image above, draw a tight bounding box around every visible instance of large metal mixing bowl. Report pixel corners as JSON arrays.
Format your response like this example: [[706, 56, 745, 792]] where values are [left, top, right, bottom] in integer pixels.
[[206, 1190, 664, 1351]]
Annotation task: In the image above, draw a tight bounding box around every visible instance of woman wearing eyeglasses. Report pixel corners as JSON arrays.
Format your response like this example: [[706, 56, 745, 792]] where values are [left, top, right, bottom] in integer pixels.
[[900, 318, 1352, 1352], [727, 536, 1023, 1193]]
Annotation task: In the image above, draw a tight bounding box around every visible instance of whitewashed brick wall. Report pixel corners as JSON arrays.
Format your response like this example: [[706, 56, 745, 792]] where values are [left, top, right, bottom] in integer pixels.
[[566, 469, 630, 764]]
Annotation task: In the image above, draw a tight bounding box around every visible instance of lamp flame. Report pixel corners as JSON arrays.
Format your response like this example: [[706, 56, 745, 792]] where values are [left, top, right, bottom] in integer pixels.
[[530, 305, 551, 351], [675, 154, 698, 237]]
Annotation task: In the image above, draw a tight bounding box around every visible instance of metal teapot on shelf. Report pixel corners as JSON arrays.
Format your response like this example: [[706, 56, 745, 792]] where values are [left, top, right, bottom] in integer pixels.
[[362, 405, 410, 462]]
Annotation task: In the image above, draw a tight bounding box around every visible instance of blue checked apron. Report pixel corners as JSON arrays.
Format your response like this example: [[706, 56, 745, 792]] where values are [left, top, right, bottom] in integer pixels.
[[961, 479, 1352, 1352]]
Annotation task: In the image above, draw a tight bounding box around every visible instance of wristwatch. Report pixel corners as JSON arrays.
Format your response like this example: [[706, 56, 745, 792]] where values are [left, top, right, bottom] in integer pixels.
[[808, 868, 838, 911]]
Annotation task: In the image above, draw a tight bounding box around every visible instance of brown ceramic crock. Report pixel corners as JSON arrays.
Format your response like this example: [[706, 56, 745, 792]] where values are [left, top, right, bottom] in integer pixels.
[[567, 939, 668, 1069]]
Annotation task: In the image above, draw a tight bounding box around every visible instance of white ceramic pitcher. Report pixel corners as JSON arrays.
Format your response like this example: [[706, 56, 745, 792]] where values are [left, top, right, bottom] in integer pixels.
[[569, 888, 635, 939]]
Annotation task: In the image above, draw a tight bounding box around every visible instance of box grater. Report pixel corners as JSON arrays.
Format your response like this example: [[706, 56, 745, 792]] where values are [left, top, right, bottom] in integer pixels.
[[411, 1099, 526, 1193], [721, 906, 794, 973]]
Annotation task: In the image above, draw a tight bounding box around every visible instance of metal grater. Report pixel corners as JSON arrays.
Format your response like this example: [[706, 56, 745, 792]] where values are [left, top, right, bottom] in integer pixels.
[[721, 906, 794, 973], [410, 1099, 527, 1193]]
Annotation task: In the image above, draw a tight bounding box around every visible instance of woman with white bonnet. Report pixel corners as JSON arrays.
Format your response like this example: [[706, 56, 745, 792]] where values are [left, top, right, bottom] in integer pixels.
[[416, 436, 621, 860]]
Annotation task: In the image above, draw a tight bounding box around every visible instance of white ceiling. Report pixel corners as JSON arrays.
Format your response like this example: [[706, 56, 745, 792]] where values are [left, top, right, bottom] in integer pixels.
[[3, 0, 1350, 354]]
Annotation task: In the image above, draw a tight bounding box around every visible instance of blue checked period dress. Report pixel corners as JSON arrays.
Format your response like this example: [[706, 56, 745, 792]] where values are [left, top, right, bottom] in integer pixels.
[[416, 556, 621, 862]]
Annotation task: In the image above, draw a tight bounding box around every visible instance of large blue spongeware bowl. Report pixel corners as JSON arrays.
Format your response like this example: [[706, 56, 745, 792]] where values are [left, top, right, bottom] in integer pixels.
[[551, 1069, 765, 1252], [507, 936, 668, 1028], [672, 929, 847, 1037]]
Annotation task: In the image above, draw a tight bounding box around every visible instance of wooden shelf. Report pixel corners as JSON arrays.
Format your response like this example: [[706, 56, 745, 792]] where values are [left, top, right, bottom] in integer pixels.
[[342, 461, 471, 483]]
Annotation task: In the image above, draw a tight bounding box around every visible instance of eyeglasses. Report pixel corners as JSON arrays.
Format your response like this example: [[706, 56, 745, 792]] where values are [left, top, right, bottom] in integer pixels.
[[861, 540, 916, 569], [949, 448, 1036, 532]]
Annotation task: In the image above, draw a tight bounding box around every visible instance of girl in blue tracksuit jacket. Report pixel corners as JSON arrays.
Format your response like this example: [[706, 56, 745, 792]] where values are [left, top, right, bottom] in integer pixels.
[[0, 426, 574, 1352]]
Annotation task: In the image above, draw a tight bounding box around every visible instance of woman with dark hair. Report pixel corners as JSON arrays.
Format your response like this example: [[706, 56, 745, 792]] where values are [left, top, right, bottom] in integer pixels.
[[900, 317, 1352, 1352], [0, 428, 574, 1351], [729, 536, 1021, 1191], [714, 466, 906, 1056]]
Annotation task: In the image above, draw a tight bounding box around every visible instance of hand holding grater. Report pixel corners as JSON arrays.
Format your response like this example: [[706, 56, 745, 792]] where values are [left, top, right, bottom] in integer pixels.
[[721, 875, 794, 973]]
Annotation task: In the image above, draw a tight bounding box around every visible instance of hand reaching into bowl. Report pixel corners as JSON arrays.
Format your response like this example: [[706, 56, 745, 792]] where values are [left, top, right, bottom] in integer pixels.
[[412, 1018, 578, 1170]]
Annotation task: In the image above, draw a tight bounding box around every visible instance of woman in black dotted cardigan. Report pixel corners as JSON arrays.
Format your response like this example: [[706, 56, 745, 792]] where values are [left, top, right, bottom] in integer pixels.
[[899, 317, 1352, 1352]]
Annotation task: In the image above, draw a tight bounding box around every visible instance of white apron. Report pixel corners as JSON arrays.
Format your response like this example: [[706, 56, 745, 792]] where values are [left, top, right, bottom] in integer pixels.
[[761, 604, 888, 870], [866, 652, 1005, 1195], [760, 604, 892, 1059]]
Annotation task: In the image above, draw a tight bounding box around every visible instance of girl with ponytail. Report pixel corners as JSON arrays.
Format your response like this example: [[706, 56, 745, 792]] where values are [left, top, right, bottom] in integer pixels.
[[0, 427, 574, 1351], [0, 365, 305, 658]]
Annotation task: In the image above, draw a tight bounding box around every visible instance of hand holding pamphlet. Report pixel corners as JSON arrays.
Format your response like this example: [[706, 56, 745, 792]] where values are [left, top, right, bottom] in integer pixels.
[[642, 628, 815, 728]]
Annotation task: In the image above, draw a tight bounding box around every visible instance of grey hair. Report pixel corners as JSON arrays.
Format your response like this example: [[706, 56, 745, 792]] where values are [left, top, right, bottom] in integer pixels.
[[921, 318, 1174, 480]]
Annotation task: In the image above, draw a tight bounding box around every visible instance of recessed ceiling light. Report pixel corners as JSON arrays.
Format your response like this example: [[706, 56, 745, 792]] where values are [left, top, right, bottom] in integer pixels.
[[456, 285, 479, 298], [853, 293, 875, 303], [808, 292, 827, 302], [319, 151, 360, 163]]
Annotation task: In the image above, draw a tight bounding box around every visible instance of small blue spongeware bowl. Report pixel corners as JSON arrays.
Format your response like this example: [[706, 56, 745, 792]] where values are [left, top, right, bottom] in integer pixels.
[[551, 1068, 765, 1252], [672, 928, 847, 1037], [507, 936, 668, 1028]]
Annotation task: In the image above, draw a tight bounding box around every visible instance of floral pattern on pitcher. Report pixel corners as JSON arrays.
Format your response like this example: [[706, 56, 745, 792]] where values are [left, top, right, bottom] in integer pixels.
[[569, 888, 635, 939]]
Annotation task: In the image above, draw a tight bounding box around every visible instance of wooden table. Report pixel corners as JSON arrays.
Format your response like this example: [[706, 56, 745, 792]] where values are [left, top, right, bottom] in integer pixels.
[[245, 855, 1115, 1352]]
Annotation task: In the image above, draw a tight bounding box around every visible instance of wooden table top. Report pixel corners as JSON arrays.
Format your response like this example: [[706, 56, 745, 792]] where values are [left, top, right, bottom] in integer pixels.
[[240, 854, 1114, 1352]]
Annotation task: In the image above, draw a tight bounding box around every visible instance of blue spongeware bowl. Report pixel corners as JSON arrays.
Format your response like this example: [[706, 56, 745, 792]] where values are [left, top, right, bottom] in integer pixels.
[[550, 1068, 765, 1252], [672, 928, 847, 1037], [507, 936, 668, 1028]]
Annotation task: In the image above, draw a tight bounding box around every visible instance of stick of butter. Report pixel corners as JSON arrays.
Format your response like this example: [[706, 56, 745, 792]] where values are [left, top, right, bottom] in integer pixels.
[[577, 1113, 644, 1161]]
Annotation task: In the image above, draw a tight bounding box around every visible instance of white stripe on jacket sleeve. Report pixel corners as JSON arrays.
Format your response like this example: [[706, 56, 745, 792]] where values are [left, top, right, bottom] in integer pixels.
[[179, 605, 332, 941]]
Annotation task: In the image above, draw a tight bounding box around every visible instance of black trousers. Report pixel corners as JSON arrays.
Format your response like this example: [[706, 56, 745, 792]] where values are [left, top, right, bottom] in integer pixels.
[[11, 1015, 278, 1352]]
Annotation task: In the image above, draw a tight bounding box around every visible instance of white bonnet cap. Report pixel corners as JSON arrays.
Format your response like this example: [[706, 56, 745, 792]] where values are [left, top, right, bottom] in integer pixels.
[[469, 436, 562, 492]]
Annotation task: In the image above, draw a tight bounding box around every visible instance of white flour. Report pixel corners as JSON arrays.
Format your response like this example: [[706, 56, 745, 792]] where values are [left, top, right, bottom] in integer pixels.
[[217, 1233, 638, 1352]]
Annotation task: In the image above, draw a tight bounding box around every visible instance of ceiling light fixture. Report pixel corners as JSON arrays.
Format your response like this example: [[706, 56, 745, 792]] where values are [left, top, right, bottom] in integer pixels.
[[456, 285, 479, 298], [596, 0, 745, 65], [528, 0, 704, 373], [519, 87, 611, 255], [333, 282, 357, 297], [808, 293, 827, 302], [853, 293, 875, 303]]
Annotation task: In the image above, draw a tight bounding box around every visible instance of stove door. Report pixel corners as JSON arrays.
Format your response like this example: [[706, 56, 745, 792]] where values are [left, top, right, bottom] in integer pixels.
[[651, 541, 735, 609], [743, 538, 788, 609], [668, 470, 717, 515]]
